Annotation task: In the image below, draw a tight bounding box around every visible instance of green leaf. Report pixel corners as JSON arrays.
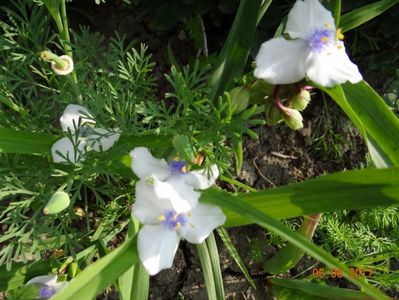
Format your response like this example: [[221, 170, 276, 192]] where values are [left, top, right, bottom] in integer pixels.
[[118, 216, 149, 300], [0, 260, 52, 291], [265, 213, 322, 274], [204, 190, 389, 299], [322, 81, 399, 166], [217, 227, 255, 288], [0, 94, 27, 115], [196, 242, 218, 300], [51, 237, 138, 300], [172, 134, 195, 162], [257, 0, 272, 25], [0, 128, 57, 156], [202, 167, 399, 227], [209, 0, 263, 102], [270, 278, 374, 300], [340, 0, 399, 33], [205, 233, 225, 300], [327, 0, 341, 26]]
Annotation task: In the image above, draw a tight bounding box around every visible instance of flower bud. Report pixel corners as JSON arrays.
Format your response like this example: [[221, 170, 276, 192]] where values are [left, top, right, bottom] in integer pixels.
[[290, 89, 311, 111], [229, 86, 250, 114], [51, 55, 74, 75], [283, 108, 303, 130], [43, 191, 70, 215]]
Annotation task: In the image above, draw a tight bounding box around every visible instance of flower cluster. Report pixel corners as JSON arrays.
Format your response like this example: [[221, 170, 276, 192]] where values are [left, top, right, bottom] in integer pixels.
[[51, 104, 120, 164], [254, 0, 362, 88], [130, 147, 226, 275]]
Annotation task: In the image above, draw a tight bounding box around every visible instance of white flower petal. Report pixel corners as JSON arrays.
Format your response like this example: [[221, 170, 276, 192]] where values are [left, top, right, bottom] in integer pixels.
[[184, 165, 219, 190], [155, 176, 200, 213], [130, 147, 170, 180], [285, 0, 335, 39], [26, 275, 57, 286], [52, 281, 67, 293], [254, 38, 307, 85], [87, 127, 121, 152], [304, 43, 362, 87], [133, 178, 175, 224], [178, 203, 226, 244], [51, 55, 74, 76], [138, 224, 180, 275], [51, 137, 86, 164], [60, 104, 95, 133]]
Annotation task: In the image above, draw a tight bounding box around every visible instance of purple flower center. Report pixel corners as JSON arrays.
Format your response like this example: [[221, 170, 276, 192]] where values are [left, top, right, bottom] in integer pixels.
[[306, 27, 335, 52], [169, 158, 188, 175], [39, 286, 55, 299], [159, 209, 188, 230]]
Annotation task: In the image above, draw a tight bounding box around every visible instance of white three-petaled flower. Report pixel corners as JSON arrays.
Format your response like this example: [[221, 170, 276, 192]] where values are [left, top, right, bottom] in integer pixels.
[[254, 0, 362, 87], [130, 147, 226, 275], [26, 275, 67, 299], [51, 104, 120, 164]]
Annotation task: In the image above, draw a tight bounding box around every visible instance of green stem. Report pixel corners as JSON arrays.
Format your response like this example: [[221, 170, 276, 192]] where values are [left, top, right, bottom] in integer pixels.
[[60, 0, 72, 57], [265, 213, 323, 274], [60, 0, 78, 85], [41, 50, 67, 69]]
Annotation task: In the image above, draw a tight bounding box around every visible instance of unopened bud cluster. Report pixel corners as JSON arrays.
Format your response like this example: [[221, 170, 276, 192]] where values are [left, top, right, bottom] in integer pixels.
[[248, 81, 312, 130]]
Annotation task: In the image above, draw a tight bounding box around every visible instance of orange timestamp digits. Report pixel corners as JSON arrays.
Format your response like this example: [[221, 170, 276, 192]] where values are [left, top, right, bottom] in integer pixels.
[[312, 267, 374, 279]]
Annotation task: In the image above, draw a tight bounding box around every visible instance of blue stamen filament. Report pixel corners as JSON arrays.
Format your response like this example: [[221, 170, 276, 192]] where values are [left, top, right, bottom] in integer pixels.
[[306, 23, 345, 53], [169, 157, 189, 175], [159, 209, 188, 230], [39, 286, 54, 299]]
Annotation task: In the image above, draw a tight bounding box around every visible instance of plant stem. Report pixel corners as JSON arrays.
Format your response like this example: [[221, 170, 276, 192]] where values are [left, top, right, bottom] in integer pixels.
[[60, 0, 78, 85]]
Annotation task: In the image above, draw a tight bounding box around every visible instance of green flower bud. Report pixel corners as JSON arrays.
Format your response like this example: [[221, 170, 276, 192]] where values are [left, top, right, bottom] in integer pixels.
[[229, 86, 250, 114], [291, 89, 311, 111], [43, 191, 70, 215], [283, 108, 303, 130]]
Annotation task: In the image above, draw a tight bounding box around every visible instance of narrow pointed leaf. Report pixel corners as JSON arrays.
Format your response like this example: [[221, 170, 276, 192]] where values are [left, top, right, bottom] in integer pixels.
[[209, 0, 262, 102], [196, 242, 218, 300], [217, 227, 255, 288], [270, 278, 375, 300], [51, 237, 138, 300], [322, 81, 399, 166], [202, 167, 399, 227], [205, 233, 225, 300], [203, 190, 389, 299], [0, 128, 57, 156], [340, 0, 399, 33]]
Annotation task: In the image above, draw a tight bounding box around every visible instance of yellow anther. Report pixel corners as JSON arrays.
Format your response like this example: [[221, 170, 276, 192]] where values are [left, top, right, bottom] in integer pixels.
[[181, 166, 188, 173], [158, 215, 165, 221], [321, 36, 329, 43], [336, 29, 344, 40], [175, 222, 181, 229], [337, 45, 343, 49], [173, 213, 179, 220], [173, 155, 180, 161], [325, 22, 331, 29]]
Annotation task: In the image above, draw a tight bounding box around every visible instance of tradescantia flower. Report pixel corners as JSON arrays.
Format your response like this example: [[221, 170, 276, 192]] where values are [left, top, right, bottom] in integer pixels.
[[26, 275, 67, 299], [130, 147, 226, 275], [254, 0, 362, 87], [51, 104, 120, 164]]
